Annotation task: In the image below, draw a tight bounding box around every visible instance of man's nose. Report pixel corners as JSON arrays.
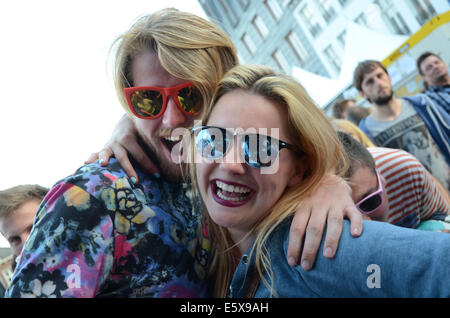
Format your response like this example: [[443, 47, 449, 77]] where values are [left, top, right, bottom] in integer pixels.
[[162, 97, 186, 128]]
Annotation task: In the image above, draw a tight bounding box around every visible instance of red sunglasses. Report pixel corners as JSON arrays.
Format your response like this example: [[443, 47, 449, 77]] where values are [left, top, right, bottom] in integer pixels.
[[355, 170, 384, 215], [124, 82, 202, 119]]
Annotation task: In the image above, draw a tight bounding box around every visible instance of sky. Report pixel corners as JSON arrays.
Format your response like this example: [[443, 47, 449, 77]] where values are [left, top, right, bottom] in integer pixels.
[[0, 0, 206, 247]]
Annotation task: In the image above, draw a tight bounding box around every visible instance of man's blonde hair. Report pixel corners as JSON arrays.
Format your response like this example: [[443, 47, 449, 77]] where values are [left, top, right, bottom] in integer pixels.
[[0, 185, 48, 220], [111, 8, 238, 117]]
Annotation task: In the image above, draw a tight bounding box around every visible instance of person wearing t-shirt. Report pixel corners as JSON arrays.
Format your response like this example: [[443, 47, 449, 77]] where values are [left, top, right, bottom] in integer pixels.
[[338, 132, 450, 230], [354, 60, 450, 193]]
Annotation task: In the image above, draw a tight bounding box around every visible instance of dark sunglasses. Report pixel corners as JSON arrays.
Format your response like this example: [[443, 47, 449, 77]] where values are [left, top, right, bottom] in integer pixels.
[[192, 126, 300, 169], [355, 170, 384, 215], [124, 82, 202, 119]]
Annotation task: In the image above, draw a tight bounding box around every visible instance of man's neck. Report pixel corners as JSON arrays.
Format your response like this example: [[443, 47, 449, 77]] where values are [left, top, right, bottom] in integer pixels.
[[430, 75, 450, 88], [371, 97, 403, 121]]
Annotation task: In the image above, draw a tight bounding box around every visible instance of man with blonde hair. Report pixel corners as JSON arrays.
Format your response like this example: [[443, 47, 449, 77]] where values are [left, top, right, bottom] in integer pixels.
[[6, 8, 239, 298]]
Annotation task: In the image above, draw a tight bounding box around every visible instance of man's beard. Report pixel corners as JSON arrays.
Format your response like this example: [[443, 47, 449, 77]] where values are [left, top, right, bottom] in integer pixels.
[[372, 89, 394, 105], [136, 133, 187, 183], [432, 73, 449, 86]]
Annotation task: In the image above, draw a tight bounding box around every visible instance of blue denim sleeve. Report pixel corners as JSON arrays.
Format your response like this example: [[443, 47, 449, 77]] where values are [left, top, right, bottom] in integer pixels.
[[289, 220, 450, 297]]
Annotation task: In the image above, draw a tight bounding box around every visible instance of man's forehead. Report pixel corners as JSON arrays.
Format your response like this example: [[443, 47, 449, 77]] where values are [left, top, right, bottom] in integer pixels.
[[424, 54, 441, 62], [350, 167, 378, 196], [363, 66, 385, 79]]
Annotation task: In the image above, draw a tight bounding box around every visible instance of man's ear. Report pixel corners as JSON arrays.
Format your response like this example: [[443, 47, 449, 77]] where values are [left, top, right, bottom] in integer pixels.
[[358, 90, 366, 99], [288, 161, 306, 187], [358, 90, 371, 103]]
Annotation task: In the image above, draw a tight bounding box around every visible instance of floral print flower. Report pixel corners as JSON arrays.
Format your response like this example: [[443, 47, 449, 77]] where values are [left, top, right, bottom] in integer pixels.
[[6, 159, 210, 298], [101, 178, 155, 235], [21, 279, 57, 298]]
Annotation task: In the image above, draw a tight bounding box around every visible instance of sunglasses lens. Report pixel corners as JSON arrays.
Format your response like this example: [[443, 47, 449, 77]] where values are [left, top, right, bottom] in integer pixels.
[[195, 127, 228, 159], [243, 134, 277, 168], [130, 90, 163, 118], [359, 194, 382, 213], [178, 86, 202, 114]]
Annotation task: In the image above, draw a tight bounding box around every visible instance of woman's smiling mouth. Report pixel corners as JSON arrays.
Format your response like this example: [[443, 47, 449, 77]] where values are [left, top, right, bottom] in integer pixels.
[[210, 179, 255, 207]]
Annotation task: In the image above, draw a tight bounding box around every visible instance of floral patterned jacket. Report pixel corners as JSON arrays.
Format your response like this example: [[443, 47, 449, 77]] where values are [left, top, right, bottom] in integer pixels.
[[5, 159, 211, 298]]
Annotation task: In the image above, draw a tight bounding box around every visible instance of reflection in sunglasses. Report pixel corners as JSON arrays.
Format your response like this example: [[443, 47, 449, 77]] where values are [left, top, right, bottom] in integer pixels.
[[192, 126, 299, 174]]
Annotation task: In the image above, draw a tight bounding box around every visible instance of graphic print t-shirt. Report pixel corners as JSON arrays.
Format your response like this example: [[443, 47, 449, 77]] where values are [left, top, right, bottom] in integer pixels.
[[364, 99, 450, 192]]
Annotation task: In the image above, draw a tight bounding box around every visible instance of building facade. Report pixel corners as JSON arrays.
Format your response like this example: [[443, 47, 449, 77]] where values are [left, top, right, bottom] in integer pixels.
[[198, 0, 449, 107]]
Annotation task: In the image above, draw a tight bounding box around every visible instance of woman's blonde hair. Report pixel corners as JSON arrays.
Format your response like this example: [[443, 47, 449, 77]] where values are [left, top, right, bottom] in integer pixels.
[[110, 8, 238, 116], [331, 119, 375, 147], [190, 65, 348, 297]]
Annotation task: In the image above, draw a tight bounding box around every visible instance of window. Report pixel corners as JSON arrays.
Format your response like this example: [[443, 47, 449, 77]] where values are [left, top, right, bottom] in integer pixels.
[[337, 30, 347, 49], [218, 0, 239, 27], [241, 33, 257, 56], [323, 44, 342, 73], [280, 0, 292, 8], [375, 0, 411, 34], [299, 5, 323, 38], [265, 0, 283, 21], [272, 49, 290, 73], [286, 31, 308, 65], [317, 0, 337, 24], [252, 15, 269, 39], [338, 0, 351, 7], [238, 0, 250, 10], [409, 0, 437, 25], [354, 12, 368, 26]]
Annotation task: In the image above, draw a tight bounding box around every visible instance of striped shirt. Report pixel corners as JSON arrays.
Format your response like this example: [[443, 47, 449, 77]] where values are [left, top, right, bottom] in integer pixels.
[[368, 147, 450, 229]]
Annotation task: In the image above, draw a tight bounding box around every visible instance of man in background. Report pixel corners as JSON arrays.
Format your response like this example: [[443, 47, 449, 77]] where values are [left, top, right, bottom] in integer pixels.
[[0, 184, 48, 296], [416, 51, 450, 114], [0, 184, 48, 261], [332, 99, 355, 119], [338, 132, 450, 229], [355, 60, 450, 192], [346, 105, 371, 126]]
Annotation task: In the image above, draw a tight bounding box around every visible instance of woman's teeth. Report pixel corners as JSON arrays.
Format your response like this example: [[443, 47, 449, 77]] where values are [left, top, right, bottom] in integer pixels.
[[215, 180, 252, 202]]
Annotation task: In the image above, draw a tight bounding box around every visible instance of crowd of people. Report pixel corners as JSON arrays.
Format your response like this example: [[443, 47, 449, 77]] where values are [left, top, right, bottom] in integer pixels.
[[1, 8, 449, 298]]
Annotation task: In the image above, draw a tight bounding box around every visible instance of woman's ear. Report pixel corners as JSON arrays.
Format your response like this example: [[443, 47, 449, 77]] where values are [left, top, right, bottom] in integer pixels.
[[288, 161, 306, 187]]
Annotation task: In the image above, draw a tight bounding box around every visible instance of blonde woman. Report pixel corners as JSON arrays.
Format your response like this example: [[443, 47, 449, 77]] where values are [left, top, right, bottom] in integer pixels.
[[191, 64, 450, 297]]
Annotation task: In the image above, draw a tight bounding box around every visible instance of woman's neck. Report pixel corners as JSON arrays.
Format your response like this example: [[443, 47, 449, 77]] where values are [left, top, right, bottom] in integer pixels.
[[228, 228, 254, 255]]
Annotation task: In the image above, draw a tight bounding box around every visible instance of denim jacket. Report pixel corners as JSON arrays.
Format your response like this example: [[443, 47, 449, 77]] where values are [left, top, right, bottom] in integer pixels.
[[229, 219, 450, 298]]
